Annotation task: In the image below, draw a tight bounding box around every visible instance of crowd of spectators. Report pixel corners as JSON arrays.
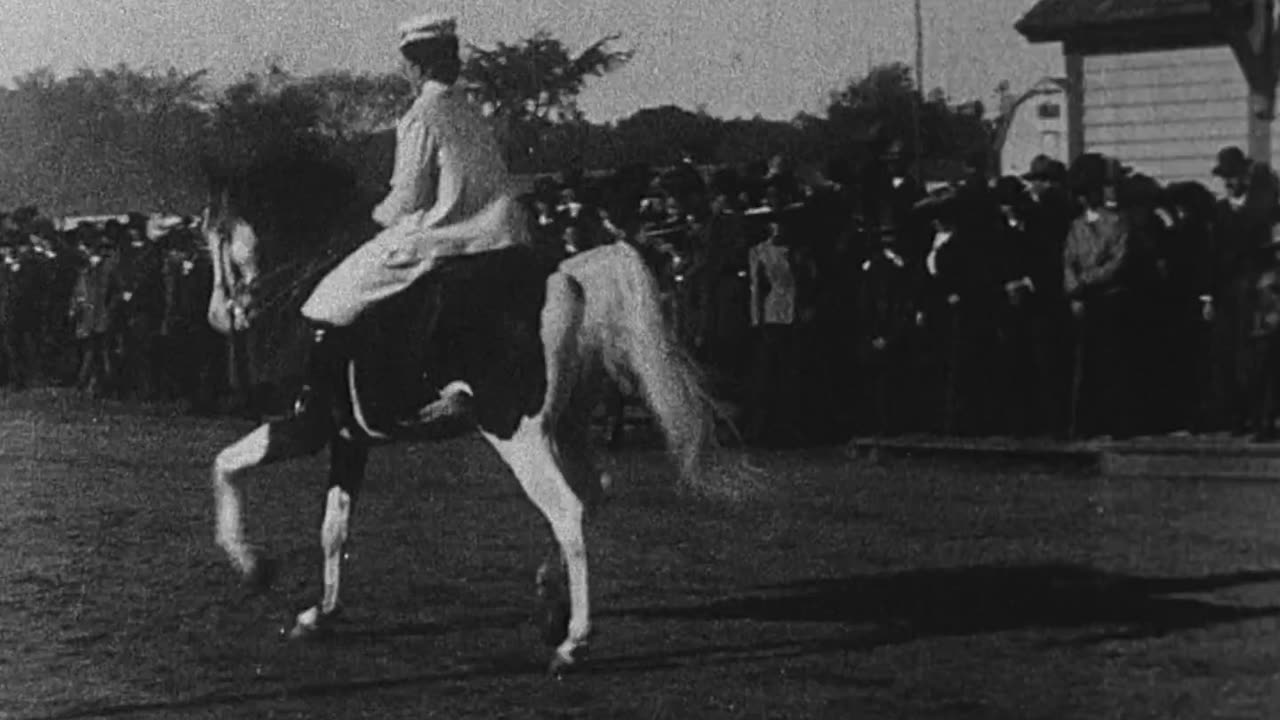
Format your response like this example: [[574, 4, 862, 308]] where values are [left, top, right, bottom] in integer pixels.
[[0, 209, 228, 413], [4, 137, 1278, 448], [517, 141, 1280, 446]]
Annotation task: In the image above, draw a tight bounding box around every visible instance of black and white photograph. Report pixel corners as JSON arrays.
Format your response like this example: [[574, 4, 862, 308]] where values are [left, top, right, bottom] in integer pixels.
[[5, 0, 1280, 717]]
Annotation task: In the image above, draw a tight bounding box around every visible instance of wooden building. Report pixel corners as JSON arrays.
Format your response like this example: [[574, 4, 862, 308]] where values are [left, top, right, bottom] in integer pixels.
[[1016, 0, 1280, 188], [997, 77, 1070, 178]]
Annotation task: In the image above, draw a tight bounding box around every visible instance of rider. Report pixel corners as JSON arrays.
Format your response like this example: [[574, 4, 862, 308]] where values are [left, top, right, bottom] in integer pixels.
[[289, 13, 531, 425]]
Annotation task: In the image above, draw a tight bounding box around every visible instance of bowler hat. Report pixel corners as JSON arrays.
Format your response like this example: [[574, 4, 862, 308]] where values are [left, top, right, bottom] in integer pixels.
[[1068, 153, 1112, 194], [1023, 154, 1066, 183], [994, 175, 1029, 205], [1212, 146, 1250, 178]]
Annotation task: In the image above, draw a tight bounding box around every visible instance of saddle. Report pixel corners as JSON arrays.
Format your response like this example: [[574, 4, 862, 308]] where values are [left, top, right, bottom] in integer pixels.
[[343, 245, 562, 441]]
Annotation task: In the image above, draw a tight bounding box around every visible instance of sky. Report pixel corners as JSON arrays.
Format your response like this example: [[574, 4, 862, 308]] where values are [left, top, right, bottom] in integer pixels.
[[2, 0, 1063, 122]]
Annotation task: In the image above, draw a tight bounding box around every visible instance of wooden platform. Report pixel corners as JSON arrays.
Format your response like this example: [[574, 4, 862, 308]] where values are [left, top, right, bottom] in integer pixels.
[[846, 434, 1280, 480]]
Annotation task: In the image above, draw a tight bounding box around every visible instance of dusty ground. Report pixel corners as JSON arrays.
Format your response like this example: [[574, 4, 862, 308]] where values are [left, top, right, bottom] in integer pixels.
[[5, 390, 1280, 719]]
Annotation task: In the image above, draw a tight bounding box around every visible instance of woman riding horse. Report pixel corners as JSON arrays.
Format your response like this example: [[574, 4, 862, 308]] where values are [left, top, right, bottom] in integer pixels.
[[207, 14, 751, 675], [290, 13, 531, 433]]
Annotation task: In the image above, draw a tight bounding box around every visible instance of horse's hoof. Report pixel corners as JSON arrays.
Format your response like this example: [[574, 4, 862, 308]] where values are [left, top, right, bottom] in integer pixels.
[[242, 555, 278, 594], [547, 651, 574, 678], [286, 620, 330, 641], [547, 654, 571, 678], [547, 644, 588, 678], [285, 606, 342, 641]]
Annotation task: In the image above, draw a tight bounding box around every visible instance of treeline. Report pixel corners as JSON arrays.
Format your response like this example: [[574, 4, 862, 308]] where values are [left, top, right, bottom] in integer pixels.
[[0, 29, 995, 216]]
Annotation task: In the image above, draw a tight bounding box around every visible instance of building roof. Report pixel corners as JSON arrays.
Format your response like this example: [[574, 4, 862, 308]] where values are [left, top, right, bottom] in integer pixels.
[[1016, 0, 1215, 43]]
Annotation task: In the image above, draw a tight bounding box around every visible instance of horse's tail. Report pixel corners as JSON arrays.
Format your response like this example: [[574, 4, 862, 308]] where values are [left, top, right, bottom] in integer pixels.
[[561, 243, 755, 500]]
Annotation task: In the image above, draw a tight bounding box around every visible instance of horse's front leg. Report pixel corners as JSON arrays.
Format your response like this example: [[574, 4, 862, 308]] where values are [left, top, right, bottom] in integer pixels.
[[214, 417, 330, 589], [289, 434, 369, 639], [535, 542, 571, 648]]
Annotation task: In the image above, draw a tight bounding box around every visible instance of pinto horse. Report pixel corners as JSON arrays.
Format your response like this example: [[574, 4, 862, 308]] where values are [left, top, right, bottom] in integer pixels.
[[203, 147, 745, 674]]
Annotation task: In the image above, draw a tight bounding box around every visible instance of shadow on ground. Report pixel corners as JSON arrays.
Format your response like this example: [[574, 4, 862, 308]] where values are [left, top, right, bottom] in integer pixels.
[[608, 562, 1280, 646], [29, 563, 1280, 719]]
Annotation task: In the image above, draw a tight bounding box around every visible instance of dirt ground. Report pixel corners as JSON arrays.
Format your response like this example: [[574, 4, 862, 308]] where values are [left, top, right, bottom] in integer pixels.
[[5, 390, 1280, 719]]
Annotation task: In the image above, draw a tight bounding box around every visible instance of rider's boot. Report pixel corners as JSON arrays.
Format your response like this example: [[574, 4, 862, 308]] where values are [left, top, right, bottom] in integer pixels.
[[286, 323, 349, 427]]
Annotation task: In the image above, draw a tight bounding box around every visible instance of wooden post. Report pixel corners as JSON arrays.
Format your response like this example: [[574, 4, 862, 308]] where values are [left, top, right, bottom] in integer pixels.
[[1219, 0, 1278, 162], [1249, 86, 1275, 162], [1248, 0, 1276, 162], [1064, 50, 1085, 162]]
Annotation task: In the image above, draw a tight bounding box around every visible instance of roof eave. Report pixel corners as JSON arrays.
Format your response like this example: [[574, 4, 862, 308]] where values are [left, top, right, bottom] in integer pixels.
[[1016, 8, 1218, 45]]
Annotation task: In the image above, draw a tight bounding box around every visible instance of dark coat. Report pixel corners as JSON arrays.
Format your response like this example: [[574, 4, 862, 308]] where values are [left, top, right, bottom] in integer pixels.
[[112, 242, 165, 335], [854, 246, 915, 361], [162, 249, 214, 337], [1019, 188, 1077, 304], [71, 255, 119, 339], [0, 251, 48, 332]]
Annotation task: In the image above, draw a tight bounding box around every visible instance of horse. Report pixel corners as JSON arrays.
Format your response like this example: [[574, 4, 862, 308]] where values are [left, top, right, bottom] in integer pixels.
[[202, 142, 749, 675]]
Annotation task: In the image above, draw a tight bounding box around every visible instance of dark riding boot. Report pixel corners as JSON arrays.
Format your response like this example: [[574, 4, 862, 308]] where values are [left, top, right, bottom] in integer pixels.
[[287, 323, 349, 427]]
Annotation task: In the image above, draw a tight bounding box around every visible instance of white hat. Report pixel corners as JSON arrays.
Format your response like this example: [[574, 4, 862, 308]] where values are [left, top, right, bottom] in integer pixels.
[[146, 215, 186, 240], [398, 13, 458, 48]]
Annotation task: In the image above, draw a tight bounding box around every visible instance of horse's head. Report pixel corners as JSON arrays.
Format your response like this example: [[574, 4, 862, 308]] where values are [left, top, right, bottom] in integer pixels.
[[199, 132, 391, 339], [201, 179, 264, 335]]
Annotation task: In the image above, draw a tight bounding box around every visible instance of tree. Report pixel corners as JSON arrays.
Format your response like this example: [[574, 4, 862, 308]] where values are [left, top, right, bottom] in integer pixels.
[[0, 64, 210, 213], [461, 30, 633, 171], [463, 30, 633, 123], [826, 63, 922, 155], [612, 105, 719, 167], [204, 63, 329, 183], [293, 71, 414, 140], [712, 117, 806, 168], [822, 62, 997, 180]]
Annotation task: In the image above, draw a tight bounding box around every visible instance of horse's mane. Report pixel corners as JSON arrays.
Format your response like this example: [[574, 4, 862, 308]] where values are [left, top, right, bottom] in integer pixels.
[[203, 129, 394, 310], [202, 130, 396, 393]]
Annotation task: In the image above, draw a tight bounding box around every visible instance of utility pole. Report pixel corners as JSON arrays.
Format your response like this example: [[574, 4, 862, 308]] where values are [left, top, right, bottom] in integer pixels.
[[915, 0, 925, 94], [914, 0, 925, 180]]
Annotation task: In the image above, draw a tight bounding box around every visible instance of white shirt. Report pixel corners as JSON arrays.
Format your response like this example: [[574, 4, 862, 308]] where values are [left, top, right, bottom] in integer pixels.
[[371, 80, 528, 262], [749, 240, 797, 326]]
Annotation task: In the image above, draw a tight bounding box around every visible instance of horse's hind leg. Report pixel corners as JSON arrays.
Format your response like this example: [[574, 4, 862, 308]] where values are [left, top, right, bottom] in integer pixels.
[[213, 417, 329, 588], [290, 434, 368, 639], [484, 422, 591, 674], [559, 382, 613, 516], [604, 380, 627, 450]]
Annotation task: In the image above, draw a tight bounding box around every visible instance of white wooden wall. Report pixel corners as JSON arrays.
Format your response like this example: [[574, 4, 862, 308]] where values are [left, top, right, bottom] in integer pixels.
[[1000, 85, 1069, 178], [1083, 46, 1249, 190]]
